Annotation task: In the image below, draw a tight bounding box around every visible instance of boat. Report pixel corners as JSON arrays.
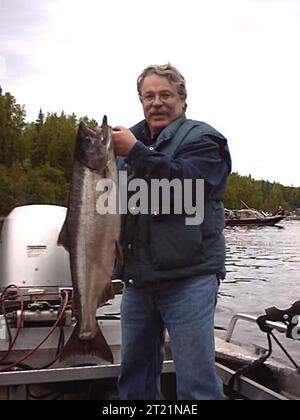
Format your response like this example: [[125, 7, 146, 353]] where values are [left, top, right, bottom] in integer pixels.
[[215, 300, 300, 400], [0, 205, 298, 400], [225, 209, 285, 227], [1, 291, 299, 400], [1, 292, 299, 400]]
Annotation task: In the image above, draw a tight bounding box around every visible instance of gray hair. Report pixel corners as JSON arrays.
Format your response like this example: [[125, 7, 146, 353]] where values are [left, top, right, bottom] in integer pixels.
[[137, 63, 187, 109]]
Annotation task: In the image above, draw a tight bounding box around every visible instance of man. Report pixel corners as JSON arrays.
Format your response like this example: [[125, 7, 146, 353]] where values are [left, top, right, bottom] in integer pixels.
[[112, 64, 231, 400]]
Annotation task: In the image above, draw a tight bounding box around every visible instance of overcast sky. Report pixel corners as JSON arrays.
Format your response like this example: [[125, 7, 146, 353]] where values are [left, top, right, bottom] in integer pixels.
[[1, 0, 300, 186]]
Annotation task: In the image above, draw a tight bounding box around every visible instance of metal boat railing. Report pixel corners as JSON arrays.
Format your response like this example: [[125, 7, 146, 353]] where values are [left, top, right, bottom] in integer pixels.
[[225, 313, 287, 343]]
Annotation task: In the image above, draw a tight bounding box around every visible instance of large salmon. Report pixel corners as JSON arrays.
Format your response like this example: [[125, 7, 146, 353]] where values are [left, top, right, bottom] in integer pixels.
[[59, 116, 120, 363]]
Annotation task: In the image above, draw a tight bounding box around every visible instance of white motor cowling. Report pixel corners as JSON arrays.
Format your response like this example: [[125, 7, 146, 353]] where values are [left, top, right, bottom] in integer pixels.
[[0, 205, 72, 289]]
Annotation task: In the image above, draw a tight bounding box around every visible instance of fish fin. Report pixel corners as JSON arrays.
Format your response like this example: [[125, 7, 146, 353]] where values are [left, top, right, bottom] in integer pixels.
[[57, 220, 69, 251], [115, 241, 124, 267], [102, 115, 108, 127], [60, 323, 113, 363]]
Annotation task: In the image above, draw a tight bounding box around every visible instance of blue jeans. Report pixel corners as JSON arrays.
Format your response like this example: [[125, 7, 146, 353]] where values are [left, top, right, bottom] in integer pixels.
[[118, 274, 224, 400]]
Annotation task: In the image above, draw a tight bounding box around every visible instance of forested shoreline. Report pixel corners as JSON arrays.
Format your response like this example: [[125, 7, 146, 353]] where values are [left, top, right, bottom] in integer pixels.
[[1, 91, 300, 216]]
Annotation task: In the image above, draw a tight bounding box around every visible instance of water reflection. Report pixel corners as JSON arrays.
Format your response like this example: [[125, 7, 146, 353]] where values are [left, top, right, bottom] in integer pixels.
[[216, 220, 300, 364]]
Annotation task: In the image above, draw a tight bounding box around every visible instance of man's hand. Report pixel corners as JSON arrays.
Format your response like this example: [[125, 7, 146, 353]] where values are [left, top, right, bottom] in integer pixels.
[[112, 126, 137, 157]]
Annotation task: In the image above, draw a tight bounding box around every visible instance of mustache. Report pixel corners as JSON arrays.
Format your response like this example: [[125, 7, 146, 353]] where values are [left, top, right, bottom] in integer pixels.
[[149, 110, 168, 117]]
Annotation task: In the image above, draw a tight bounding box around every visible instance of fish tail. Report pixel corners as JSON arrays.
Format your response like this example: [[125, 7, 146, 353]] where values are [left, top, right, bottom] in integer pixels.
[[60, 323, 114, 363]]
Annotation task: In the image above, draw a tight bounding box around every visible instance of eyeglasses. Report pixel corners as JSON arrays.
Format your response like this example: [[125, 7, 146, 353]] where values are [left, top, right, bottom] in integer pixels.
[[141, 91, 177, 103]]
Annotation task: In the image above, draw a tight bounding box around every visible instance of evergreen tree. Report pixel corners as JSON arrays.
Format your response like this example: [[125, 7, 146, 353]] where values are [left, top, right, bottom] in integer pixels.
[[35, 108, 44, 131], [0, 92, 26, 167]]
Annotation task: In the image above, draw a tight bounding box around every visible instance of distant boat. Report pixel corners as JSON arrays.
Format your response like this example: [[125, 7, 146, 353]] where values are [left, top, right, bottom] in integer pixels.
[[225, 208, 285, 227]]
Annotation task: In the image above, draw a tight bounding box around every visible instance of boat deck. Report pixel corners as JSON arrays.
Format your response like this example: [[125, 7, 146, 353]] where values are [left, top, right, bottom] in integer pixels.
[[0, 319, 297, 400]]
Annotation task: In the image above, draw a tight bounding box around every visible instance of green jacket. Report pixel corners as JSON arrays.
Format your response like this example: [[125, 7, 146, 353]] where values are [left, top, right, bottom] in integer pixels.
[[115, 115, 231, 287]]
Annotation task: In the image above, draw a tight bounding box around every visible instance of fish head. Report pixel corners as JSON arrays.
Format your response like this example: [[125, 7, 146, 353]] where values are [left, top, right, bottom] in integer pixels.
[[76, 117, 113, 171]]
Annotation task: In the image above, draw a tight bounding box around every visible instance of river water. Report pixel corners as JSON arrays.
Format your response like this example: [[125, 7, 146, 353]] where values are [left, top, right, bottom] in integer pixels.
[[215, 220, 300, 365]]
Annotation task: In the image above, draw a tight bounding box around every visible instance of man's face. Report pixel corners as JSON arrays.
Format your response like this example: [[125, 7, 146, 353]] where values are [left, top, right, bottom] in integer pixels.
[[140, 75, 185, 137]]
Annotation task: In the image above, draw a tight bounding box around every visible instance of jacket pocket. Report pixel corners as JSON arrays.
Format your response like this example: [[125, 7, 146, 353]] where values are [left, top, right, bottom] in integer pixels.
[[150, 214, 203, 270], [201, 200, 225, 238]]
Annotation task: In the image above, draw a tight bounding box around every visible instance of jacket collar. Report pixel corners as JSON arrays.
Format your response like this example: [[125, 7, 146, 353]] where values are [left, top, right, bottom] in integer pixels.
[[130, 114, 187, 150]]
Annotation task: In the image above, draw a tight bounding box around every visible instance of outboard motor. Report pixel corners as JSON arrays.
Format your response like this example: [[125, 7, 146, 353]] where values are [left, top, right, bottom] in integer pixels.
[[0, 205, 71, 289], [0, 205, 73, 369]]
